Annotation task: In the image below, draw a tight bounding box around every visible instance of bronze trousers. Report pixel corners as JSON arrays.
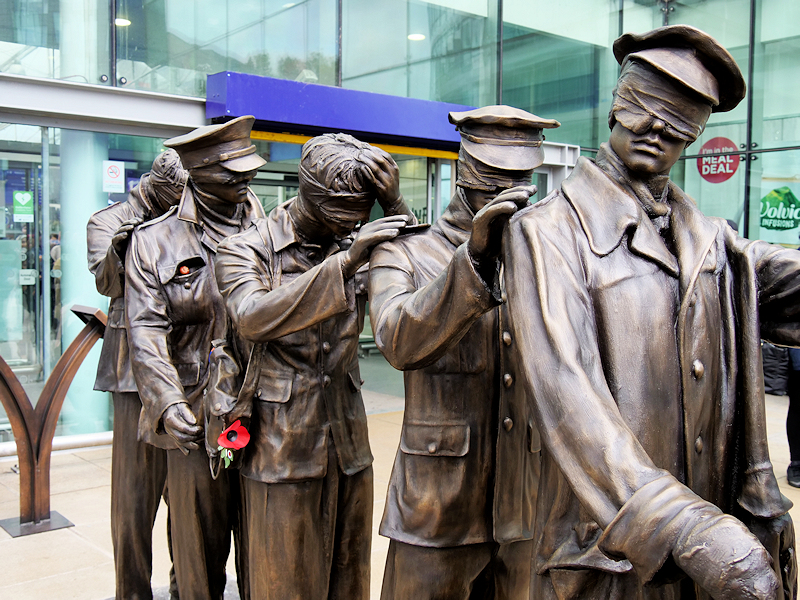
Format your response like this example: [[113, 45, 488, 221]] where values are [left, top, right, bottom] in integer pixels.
[[111, 392, 171, 600], [165, 446, 234, 600], [380, 538, 534, 600], [243, 441, 373, 599]]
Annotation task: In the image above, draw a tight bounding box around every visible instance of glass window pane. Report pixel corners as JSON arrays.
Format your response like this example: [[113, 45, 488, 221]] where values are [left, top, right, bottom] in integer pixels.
[[502, 0, 623, 149], [342, 0, 498, 106], [0, 0, 110, 84], [116, 0, 337, 96]]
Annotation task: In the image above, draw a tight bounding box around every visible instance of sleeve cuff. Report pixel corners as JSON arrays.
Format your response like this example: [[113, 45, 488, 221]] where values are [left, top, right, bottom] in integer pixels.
[[597, 474, 708, 586]]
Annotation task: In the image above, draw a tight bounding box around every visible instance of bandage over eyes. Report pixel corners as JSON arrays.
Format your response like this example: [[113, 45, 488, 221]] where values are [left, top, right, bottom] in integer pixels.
[[610, 60, 712, 142], [456, 148, 534, 192]]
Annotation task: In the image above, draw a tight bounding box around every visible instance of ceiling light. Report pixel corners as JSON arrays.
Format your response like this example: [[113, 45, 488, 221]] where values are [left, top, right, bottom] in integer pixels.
[[115, 18, 131, 26], [407, 33, 426, 41], [282, 2, 296, 7]]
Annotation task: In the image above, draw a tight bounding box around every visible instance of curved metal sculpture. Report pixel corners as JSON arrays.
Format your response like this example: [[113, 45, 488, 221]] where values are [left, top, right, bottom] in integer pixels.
[[0, 305, 106, 537]]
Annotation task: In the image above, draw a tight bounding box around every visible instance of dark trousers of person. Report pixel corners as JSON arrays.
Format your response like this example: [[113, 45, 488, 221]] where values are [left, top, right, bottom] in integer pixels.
[[111, 392, 172, 600], [166, 446, 235, 600], [380, 538, 534, 600], [787, 370, 800, 462], [243, 441, 374, 600]]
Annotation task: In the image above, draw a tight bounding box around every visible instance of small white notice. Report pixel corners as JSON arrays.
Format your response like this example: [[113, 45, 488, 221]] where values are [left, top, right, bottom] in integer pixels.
[[19, 269, 37, 285], [103, 161, 126, 193]]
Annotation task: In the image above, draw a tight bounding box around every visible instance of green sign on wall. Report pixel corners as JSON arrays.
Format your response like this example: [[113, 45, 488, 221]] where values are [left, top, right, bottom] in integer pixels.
[[12, 190, 34, 223]]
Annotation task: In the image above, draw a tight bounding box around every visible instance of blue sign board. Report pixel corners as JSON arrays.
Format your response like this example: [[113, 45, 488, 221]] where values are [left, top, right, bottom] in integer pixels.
[[206, 71, 472, 151]]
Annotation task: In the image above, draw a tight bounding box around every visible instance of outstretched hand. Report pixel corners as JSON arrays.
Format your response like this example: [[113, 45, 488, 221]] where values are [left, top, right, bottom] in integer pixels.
[[341, 215, 411, 278], [468, 185, 536, 262]]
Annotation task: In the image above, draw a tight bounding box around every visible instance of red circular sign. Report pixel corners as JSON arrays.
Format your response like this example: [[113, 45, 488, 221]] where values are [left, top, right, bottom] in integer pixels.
[[697, 137, 740, 183]]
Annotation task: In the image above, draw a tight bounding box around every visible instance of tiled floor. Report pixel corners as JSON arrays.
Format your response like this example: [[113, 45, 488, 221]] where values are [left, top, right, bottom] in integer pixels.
[[0, 393, 798, 599]]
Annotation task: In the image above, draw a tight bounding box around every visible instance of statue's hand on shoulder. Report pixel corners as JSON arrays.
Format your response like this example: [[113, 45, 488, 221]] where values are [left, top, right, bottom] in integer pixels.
[[468, 185, 536, 264], [673, 510, 779, 599], [111, 217, 143, 259], [341, 215, 411, 278], [162, 402, 203, 453]]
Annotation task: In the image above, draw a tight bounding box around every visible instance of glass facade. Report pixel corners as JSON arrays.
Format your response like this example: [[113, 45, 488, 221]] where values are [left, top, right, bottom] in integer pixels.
[[0, 0, 798, 436]]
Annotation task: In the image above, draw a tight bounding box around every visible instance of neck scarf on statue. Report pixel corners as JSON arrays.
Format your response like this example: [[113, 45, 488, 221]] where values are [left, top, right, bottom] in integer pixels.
[[192, 182, 245, 245], [610, 60, 712, 143], [595, 143, 672, 232]]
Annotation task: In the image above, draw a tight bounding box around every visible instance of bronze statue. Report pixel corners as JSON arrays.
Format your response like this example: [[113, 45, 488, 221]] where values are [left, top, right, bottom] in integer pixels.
[[86, 149, 186, 600], [367, 106, 559, 600], [502, 26, 797, 599], [125, 116, 266, 600], [213, 133, 412, 599]]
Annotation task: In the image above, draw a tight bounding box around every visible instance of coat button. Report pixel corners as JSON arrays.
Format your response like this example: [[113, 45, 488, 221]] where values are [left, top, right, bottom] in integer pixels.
[[323, 375, 331, 387], [695, 435, 703, 453], [307, 251, 318, 261], [214, 403, 222, 412], [503, 417, 513, 431], [692, 360, 705, 380], [427, 442, 437, 454], [502, 331, 512, 346], [322, 341, 331, 354], [255, 388, 262, 398], [184, 282, 191, 289], [503, 373, 513, 388]]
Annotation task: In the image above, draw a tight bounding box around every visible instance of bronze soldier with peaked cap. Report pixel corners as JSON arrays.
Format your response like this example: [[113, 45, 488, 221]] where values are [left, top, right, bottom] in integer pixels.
[[368, 105, 558, 600], [503, 26, 797, 599], [87, 149, 187, 600], [126, 115, 265, 600]]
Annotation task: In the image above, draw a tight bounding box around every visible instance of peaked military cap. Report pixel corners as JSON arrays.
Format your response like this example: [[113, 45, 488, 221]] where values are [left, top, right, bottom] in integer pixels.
[[164, 115, 267, 172], [449, 105, 560, 171], [613, 25, 746, 113]]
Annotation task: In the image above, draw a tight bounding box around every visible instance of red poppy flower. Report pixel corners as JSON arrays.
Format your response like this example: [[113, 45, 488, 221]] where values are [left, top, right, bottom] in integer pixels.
[[217, 420, 250, 450]]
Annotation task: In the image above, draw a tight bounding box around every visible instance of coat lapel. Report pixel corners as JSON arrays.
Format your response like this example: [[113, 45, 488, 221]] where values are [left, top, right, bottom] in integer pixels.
[[562, 157, 679, 275], [668, 183, 720, 303]]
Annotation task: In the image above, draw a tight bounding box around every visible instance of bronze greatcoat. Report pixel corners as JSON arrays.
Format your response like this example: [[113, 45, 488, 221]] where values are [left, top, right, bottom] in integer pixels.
[[503, 155, 796, 599], [369, 188, 541, 549]]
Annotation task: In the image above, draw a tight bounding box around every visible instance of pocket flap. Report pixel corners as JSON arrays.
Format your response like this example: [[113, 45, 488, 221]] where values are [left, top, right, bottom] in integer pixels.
[[255, 374, 293, 403], [176, 362, 200, 387], [400, 423, 470, 457], [158, 255, 206, 284]]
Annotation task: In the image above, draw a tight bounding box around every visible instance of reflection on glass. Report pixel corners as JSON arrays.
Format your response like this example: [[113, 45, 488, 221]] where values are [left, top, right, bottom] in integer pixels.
[[0, 0, 110, 84], [116, 0, 337, 96], [342, 0, 497, 106]]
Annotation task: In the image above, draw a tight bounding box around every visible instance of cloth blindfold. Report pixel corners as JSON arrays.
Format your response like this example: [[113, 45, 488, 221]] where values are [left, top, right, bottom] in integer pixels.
[[456, 148, 533, 192], [610, 61, 712, 142], [297, 161, 375, 222]]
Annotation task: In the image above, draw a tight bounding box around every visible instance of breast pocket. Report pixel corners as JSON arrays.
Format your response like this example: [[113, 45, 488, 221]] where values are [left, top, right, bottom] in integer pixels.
[[159, 256, 212, 324]]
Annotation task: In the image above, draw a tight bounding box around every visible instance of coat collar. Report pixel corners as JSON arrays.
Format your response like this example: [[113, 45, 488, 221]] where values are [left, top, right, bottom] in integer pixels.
[[267, 198, 300, 252], [434, 187, 476, 248], [562, 157, 679, 276]]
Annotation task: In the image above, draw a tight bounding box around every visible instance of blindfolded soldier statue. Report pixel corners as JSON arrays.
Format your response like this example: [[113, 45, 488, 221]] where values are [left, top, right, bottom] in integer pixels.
[[87, 149, 186, 600], [368, 105, 559, 600], [503, 25, 797, 599], [125, 116, 266, 600], [213, 133, 413, 599]]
